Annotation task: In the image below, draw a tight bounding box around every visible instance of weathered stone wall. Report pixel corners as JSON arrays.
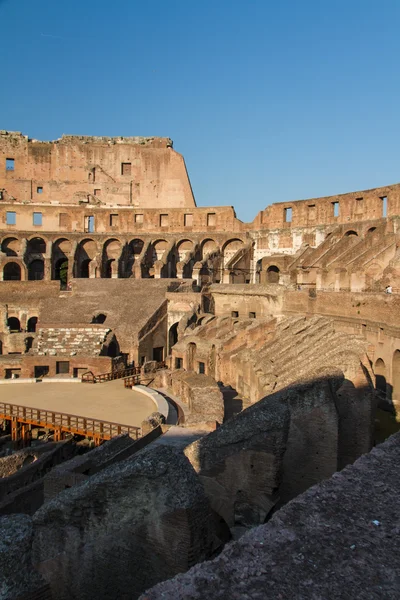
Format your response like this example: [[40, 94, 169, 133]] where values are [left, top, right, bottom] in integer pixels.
[[0, 131, 195, 210], [170, 370, 224, 425], [32, 445, 225, 600], [142, 432, 400, 600]]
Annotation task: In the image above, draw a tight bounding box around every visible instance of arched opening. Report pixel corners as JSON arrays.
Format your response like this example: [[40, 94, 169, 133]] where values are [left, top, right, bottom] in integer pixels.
[[374, 358, 387, 399], [27, 316, 38, 333], [107, 340, 119, 358], [267, 265, 280, 283], [28, 259, 44, 281], [367, 227, 377, 234], [345, 230, 358, 237], [102, 239, 122, 278], [54, 258, 68, 286], [74, 239, 96, 278], [91, 313, 107, 324], [25, 337, 34, 352], [3, 262, 21, 281], [392, 350, 400, 412], [80, 259, 91, 278], [7, 317, 21, 333], [27, 237, 46, 254], [168, 323, 179, 353], [1, 237, 20, 257]]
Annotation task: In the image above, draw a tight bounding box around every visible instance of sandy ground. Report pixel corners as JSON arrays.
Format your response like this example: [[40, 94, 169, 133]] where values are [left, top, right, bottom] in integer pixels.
[[0, 380, 155, 427]]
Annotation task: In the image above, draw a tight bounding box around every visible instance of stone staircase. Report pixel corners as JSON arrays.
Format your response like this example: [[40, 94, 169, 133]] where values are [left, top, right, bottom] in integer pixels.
[[34, 326, 111, 356]]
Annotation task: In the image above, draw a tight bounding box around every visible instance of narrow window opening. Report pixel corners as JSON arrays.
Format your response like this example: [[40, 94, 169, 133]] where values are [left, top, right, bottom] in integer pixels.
[[231, 311, 239, 318], [33, 212, 42, 226], [160, 214, 169, 227], [175, 357, 183, 369], [110, 214, 119, 227], [121, 162, 131, 176], [94, 189, 101, 197], [6, 158, 14, 171], [37, 186, 43, 194], [184, 214, 193, 227], [198, 361, 205, 374], [381, 196, 388, 217], [59, 213, 67, 227], [249, 312, 256, 318], [332, 201, 340, 217], [284, 207, 292, 223], [84, 215, 95, 233], [135, 214, 143, 224]]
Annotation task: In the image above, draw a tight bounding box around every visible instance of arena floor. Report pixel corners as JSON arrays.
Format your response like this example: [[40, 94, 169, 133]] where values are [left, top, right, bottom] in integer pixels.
[[0, 380, 156, 428]]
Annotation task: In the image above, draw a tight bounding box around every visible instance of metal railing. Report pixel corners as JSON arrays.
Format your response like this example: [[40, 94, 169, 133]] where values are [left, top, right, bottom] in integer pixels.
[[0, 401, 140, 440]]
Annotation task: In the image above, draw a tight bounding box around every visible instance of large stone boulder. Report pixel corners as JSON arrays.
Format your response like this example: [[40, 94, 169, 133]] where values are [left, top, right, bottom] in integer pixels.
[[32, 445, 224, 600]]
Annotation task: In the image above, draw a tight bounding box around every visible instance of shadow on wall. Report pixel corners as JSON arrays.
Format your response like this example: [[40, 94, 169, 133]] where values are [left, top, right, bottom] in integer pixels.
[[184, 372, 376, 531]]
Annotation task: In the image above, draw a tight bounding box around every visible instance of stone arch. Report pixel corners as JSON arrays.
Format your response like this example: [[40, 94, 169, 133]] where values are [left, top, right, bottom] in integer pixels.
[[222, 239, 244, 263], [75, 239, 97, 278], [201, 239, 218, 259], [28, 259, 44, 281], [91, 313, 107, 324], [52, 238, 71, 283], [102, 239, 122, 278], [392, 350, 400, 412], [3, 262, 21, 281], [344, 230, 358, 237], [267, 265, 280, 283], [7, 316, 21, 332], [26, 236, 46, 255], [1, 237, 20, 257], [27, 316, 38, 332], [176, 239, 194, 261], [121, 238, 145, 278], [145, 239, 168, 278]]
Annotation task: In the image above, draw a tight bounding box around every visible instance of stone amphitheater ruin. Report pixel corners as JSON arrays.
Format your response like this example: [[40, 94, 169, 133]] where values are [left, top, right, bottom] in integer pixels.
[[0, 130, 399, 599]]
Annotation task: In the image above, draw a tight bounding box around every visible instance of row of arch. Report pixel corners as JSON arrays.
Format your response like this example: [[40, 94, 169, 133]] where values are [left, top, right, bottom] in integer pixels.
[[1, 236, 248, 282]]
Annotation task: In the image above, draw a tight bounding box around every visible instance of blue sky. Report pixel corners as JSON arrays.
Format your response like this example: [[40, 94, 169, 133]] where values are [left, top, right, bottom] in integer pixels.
[[1, 0, 400, 222]]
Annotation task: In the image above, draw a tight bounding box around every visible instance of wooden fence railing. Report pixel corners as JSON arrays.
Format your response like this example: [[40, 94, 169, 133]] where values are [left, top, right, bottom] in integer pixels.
[[82, 366, 141, 384], [0, 401, 140, 444]]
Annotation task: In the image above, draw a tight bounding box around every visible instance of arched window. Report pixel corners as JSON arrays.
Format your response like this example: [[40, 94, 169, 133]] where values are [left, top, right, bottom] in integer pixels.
[[7, 317, 21, 333], [27, 316, 38, 332], [267, 265, 280, 283], [3, 262, 21, 281], [91, 314, 107, 324], [344, 230, 358, 237]]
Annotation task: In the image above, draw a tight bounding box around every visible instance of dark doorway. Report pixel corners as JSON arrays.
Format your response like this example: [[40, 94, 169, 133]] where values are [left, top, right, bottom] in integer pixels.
[[27, 316, 38, 332], [153, 347, 164, 362], [168, 323, 179, 353], [267, 265, 280, 283], [7, 317, 21, 332], [92, 313, 107, 324], [28, 260, 44, 281], [80, 259, 91, 278], [35, 365, 49, 379], [56, 361, 70, 374], [3, 262, 21, 280], [25, 337, 34, 352]]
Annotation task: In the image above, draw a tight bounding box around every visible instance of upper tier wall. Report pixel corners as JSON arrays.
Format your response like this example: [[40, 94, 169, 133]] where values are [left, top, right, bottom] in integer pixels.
[[0, 131, 195, 209]]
